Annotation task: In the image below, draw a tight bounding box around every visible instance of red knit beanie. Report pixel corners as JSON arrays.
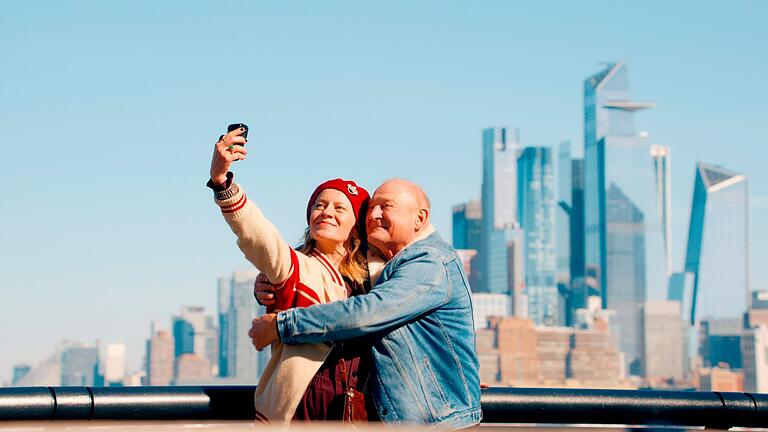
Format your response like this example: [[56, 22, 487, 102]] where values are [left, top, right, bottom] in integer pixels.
[[306, 179, 370, 230]]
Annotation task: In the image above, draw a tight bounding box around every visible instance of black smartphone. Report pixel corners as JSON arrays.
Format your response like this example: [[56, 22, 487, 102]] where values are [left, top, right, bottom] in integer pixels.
[[227, 123, 249, 145]]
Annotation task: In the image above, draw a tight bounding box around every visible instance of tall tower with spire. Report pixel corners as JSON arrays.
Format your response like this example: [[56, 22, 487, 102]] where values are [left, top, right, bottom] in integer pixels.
[[583, 60, 666, 375]]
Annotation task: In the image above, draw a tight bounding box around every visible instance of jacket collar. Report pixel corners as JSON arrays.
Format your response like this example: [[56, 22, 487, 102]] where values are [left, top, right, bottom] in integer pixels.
[[367, 225, 436, 287]]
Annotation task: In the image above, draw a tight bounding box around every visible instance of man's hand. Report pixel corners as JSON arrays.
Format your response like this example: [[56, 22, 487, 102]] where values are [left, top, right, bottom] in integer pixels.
[[248, 314, 278, 351], [253, 273, 276, 306]]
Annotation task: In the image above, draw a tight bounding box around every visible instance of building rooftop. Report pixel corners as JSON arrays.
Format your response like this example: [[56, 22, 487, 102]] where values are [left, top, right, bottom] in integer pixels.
[[698, 162, 747, 192]]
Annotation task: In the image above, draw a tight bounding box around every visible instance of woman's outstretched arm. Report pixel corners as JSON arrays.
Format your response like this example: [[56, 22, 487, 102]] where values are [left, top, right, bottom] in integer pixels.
[[208, 129, 293, 285]]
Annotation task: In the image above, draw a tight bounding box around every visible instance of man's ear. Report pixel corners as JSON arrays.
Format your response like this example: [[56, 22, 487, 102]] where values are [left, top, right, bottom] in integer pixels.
[[415, 208, 429, 230]]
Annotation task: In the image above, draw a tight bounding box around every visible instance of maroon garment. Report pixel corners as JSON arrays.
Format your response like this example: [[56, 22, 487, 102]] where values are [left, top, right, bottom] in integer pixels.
[[292, 278, 376, 421], [292, 338, 369, 421]]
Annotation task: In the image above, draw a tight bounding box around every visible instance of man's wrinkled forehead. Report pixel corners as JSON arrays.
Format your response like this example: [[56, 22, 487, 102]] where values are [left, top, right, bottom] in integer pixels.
[[370, 190, 398, 203]]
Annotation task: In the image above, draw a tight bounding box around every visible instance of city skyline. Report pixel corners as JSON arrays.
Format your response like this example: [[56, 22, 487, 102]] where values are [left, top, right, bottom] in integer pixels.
[[1, 2, 766, 384], [449, 59, 754, 381]]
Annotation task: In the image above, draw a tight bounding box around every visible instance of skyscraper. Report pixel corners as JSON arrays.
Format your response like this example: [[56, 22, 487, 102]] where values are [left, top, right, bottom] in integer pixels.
[[506, 228, 526, 318], [452, 199, 483, 251], [61, 345, 99, 386], [227, 270, 268, 380], [556, 143, 591, 326], [217, 277, 231, 377], [698, 318, 743, 369], [174, 353, 212, 384], [146, 328, 174, 386], [742, 325, 768, 392], [483, 127, 520, 230], [642, 300, 684, 381], [173, 318, 195, 357], [668, 271, 696, 375], [471, 293, 512, 329], [556, 141, 573, 289], [651, 145, 673, 277], [453, 199, 483, 290], [684, 162, 749, 325], [103, 343, 126, 386], [570, 159, 586, 281], [481, 127, 520, 293], [518, 146, 558, 326], [567, 159, 588, 322], [172, 306, 218, 376], [583, 60, 664, 374]]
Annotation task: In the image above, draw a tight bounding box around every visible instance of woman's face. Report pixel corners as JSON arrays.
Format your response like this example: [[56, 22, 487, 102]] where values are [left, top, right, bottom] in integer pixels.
[[309, 188, 357, 246]]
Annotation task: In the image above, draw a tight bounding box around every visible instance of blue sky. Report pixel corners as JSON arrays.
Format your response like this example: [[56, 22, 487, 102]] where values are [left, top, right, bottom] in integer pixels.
[[1, 1, 766, 383]]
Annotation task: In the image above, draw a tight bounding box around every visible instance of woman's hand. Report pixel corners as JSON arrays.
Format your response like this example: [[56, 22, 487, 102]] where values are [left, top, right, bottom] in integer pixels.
[[253, 273, 277, 306], [210, 128, 248, 184]]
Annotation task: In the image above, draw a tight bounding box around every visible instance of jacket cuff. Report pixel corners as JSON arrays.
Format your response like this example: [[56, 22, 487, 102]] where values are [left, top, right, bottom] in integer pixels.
[[214, 182, 240, 201], [206, 172, 236, 199], [276, 309, 295, 343]]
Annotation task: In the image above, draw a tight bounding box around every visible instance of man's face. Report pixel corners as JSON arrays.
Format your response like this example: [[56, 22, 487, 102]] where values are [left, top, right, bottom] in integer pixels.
[[366, 182, 420, 256]]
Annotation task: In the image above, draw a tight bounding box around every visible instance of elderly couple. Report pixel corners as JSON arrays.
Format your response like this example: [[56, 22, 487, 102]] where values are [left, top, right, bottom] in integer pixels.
[[208, 127, 481, 429]]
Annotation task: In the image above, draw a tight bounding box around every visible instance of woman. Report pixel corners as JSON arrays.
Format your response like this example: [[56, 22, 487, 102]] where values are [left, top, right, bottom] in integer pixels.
[[208, 128, 371, 423]]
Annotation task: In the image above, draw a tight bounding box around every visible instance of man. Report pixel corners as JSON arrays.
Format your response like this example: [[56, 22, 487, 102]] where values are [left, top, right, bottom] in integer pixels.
[[249, 179, 481, 428]]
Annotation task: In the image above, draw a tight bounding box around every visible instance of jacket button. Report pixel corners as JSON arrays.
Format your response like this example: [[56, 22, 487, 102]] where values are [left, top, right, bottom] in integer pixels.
[[352, 371, 358, 378], [382, 409, 388, 416]]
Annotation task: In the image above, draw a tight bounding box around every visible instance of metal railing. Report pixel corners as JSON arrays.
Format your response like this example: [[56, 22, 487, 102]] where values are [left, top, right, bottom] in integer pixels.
[[1, 386, 767, 428]]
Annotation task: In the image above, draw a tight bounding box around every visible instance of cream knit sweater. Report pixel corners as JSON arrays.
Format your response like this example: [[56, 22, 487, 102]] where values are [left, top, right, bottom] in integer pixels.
[[214, 183, 350, 424]]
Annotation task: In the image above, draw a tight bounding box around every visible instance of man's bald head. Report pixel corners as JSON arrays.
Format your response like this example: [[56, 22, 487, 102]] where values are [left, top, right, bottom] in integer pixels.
[[366, 178, 432, 258], [377, 178, 430, 211]]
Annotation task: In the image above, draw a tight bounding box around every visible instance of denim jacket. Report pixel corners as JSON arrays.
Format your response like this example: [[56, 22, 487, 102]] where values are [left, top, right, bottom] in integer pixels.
[[277, 232, 481, 429]]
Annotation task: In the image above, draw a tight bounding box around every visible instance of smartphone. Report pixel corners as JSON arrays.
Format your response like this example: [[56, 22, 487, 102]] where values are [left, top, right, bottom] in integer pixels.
[[227, 123, 249, 145]]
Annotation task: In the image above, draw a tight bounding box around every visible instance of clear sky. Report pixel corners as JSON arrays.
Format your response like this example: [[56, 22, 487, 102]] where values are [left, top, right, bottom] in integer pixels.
[[1, 1, 766, 384]]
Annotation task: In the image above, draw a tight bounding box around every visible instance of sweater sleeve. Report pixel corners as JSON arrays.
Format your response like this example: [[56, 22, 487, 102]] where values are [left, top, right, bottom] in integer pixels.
[[213, 182, 293, 285]]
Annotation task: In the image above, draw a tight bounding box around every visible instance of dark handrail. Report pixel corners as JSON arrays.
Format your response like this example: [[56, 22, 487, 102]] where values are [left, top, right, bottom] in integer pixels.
[[1, 386, 767, 428]]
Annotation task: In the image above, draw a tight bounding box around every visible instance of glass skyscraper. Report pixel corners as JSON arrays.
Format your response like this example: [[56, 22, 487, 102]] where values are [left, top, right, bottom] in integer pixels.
[[651, 145, 673, 276], [226, 270, 269, 380], [61, 346, 99, 386], [556, 141, 572, 289], [584, 60, 664, 374], [481, 127, 520, 293], [171, 306, 218, 377], [570, 159, 586, 285], [172, 318, 195, 356], [452, 199, 483, 252], [217, 277, 230, 377], [684, 162, 749, 325], [518, 146, 558, 326], [565, 158, 589, 325], [453, 199, 483, 292]]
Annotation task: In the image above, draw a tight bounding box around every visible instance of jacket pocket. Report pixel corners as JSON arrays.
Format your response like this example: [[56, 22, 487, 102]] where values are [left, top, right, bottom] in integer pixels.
[[420, 357, 452, 419]]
